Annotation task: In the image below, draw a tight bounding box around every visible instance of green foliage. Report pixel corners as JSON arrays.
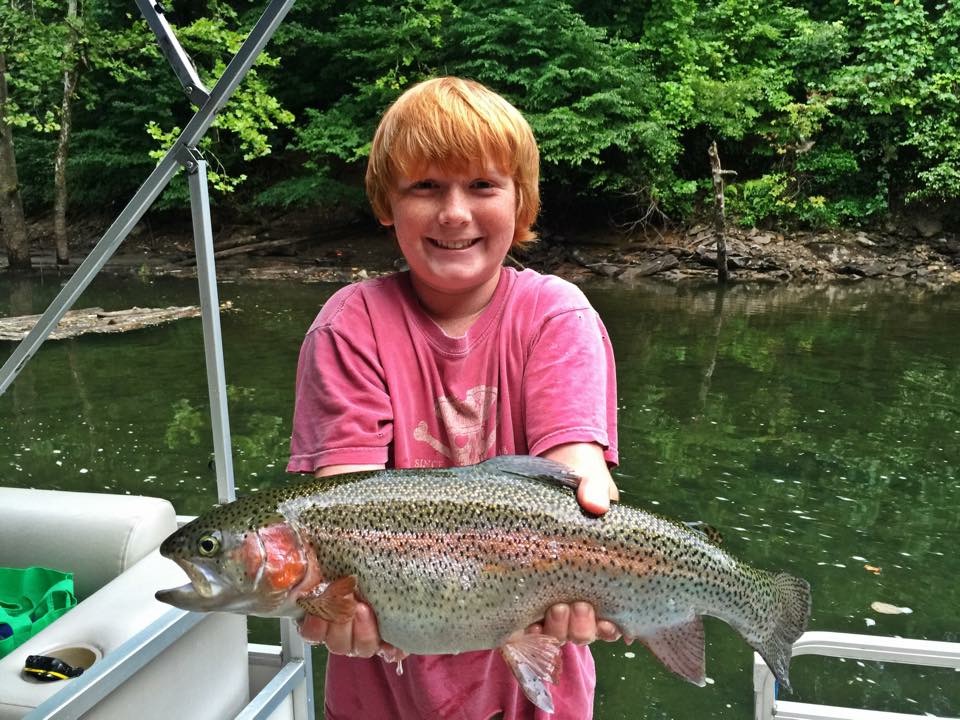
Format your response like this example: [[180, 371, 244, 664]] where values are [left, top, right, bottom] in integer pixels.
[[0, 0, 64, 132], [142, 7, 294, 205], [815, 0, 960, 208], [451, 0, 673, 197], [5, 0, 960, 230], [727, 173, 791, 228]]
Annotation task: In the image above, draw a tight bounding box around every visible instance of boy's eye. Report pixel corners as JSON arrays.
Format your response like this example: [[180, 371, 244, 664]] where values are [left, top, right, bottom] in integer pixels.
[[409, 180, 437, 191], [471, 180, 495, 190]]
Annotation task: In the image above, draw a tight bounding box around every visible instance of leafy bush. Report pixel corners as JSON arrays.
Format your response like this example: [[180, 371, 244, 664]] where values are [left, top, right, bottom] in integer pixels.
[[4, 0, 959, 235]]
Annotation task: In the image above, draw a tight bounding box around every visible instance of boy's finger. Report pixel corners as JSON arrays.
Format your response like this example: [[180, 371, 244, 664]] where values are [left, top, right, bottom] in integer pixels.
[[542, 603, 571, 641], [351, 603, 382, 657], [297, 615, 329, 644], [568, 602, 597, 645], [323, 616, 355, 655], [597, 620, 622, 643], [577, 476, 611, 515]]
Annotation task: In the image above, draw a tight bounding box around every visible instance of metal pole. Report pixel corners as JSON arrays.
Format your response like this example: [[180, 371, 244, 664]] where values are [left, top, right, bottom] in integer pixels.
[[185, 152, 236, 503], [2, 2, 316, 716], [133, 0, 210, 106], [281, 616, 316, 720]]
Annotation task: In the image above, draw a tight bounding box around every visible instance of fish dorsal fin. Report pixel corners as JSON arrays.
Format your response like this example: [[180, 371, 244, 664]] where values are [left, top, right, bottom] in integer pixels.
[[480, 455, 581, 491], [639, 617, 707, 686], [499, 633, 564, 713], [683, 521, 724, 546], [296, 575, 358, 623]]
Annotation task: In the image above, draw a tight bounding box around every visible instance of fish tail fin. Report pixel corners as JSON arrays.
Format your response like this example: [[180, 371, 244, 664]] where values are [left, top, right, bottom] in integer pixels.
[[753, 572, 811, 692]]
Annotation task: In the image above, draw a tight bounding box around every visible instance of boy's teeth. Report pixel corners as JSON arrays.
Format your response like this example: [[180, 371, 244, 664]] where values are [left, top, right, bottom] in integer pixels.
[[433, 238, 476, 249]]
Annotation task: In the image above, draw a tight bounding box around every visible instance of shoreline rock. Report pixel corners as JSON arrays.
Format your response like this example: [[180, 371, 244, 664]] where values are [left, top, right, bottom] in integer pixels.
[[4, 221, 959, 289]]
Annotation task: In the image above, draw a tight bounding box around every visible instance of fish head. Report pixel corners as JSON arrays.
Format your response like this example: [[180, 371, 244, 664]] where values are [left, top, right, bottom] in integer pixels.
[[155, 502, 318, 618]]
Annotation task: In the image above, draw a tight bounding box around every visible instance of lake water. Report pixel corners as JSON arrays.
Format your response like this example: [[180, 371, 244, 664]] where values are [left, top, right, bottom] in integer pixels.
[[2, 272, 958, 718]]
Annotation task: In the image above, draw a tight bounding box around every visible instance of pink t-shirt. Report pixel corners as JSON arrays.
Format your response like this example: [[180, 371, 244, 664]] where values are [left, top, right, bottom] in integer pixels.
[[288, 267, 619, 720]]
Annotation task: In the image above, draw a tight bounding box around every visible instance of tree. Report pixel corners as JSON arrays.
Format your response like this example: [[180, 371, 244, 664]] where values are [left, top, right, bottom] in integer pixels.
[[0, 51, 30, 270], [54, 0, 81, 264], [1, 0, 78, 269]]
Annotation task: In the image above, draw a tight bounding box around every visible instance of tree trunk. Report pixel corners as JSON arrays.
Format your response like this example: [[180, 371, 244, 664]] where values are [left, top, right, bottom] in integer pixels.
[[54, 0, 81, 265], [0, 52, 31, 271], [708, 141, 732, 285]]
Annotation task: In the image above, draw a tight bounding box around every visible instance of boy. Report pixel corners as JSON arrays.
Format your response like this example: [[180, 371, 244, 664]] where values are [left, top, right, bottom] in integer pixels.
[[288, 76, 620, 719]]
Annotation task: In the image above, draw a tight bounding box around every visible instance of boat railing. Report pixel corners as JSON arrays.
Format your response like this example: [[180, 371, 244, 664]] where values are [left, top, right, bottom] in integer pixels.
[[0, 2, 314, 718], [753, 631, 960, 720]]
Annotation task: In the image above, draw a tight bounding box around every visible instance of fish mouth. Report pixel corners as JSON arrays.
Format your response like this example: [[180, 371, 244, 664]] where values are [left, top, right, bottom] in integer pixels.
[[155, 558, 230, 611], [155, 557, 292, 616]]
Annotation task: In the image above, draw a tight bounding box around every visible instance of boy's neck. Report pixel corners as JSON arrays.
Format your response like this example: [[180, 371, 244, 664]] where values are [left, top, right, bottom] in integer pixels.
[[410, 268, 503, 337]]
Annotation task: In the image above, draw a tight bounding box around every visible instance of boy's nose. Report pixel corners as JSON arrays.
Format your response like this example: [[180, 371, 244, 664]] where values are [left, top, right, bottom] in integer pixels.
[[438, 189, 471, 225]]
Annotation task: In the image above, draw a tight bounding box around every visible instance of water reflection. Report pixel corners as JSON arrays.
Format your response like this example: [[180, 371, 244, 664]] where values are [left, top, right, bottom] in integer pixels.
[[2, 275, 959, 717]]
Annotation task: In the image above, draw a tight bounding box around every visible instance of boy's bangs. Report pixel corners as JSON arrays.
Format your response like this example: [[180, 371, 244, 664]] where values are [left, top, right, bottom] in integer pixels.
[[390, 117, 515, 180]]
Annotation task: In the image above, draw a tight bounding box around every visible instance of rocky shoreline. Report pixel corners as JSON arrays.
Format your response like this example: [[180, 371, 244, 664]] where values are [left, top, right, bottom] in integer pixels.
[[556, 227, 960, 288], [7, 219, 960, 289]]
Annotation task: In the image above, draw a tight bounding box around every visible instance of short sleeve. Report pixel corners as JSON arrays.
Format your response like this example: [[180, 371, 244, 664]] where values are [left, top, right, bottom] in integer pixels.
[[522, 300, 618, 465], [287, 295, 393, 472]]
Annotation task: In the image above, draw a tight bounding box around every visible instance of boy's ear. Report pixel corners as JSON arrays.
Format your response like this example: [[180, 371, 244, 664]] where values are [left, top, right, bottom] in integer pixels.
[[378, 215, 394, 227]]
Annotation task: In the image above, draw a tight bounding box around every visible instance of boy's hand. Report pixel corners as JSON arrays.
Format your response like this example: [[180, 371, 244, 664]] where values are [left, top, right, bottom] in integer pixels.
[[298, 600, 408, 662], [527, 602, 622, 645], [540, 442, 620, 515]]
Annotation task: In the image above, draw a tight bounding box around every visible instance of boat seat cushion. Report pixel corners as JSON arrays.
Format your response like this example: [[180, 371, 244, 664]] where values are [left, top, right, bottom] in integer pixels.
[[0, 487, 177, 599], [0, 549, 249, 720]]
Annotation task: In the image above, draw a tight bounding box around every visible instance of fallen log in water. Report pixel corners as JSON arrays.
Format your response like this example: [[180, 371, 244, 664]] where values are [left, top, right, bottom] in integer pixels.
[[0, 302, 233, 341]]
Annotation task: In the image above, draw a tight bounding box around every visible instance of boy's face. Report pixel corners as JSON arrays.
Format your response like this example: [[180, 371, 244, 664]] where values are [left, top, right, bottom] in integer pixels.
[[381, 163, 516, 305]]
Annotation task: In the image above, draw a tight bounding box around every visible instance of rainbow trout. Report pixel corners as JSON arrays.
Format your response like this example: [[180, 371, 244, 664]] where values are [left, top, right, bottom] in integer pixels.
[[156, 456, 810, 713]]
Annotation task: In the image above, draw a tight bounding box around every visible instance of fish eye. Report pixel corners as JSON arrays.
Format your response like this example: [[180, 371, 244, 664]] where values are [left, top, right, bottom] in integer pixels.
[[197, 534, 221, 557]]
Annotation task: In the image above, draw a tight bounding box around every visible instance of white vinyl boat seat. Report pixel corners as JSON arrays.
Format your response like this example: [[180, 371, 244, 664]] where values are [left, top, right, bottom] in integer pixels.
[[0, 487, 178, 600], [0, 487, 249, 719]]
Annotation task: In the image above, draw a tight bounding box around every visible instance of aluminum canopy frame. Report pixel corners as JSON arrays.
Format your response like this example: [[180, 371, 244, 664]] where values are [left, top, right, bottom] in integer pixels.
[[1, 2, 314, 717], [753, 631, 960, 720]]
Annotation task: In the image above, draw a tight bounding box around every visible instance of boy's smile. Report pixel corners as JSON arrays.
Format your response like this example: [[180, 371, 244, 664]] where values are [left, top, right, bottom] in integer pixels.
[[382, 164, 517, 324]]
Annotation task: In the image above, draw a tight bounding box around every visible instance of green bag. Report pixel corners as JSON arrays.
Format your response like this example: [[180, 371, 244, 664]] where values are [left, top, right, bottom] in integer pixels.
[[0, 567, 77, 659]]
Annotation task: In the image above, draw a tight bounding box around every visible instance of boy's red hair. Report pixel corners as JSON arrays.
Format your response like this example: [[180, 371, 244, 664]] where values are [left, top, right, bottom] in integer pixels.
[[366, 77, 540, 246]]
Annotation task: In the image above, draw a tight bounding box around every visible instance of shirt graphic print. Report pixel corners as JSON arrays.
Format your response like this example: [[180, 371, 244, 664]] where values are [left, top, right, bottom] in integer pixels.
[[413, 385, 498, 466]]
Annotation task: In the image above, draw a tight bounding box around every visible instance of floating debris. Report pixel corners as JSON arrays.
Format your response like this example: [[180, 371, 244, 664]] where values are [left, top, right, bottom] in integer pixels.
[[0, 302, 234, 341], [870, 601, 913, 615]]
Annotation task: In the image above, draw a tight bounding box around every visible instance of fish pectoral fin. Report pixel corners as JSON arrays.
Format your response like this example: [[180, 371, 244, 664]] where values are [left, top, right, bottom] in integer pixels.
[[499, 633, 563, 714], [638, 617, 706, 686], [296, 575, 358, 623]]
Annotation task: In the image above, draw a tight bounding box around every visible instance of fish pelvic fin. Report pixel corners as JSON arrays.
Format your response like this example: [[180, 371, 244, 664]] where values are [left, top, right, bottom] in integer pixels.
[[481, 455, 581, 491], [754, 572, 811, 692], [296, 575, 358, 623], [638, 617, 706, 686], [499, 633, 564, 714]]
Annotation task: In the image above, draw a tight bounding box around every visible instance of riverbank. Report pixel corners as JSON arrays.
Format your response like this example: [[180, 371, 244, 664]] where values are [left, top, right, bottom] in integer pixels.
[[6, 214, 960, 289]]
